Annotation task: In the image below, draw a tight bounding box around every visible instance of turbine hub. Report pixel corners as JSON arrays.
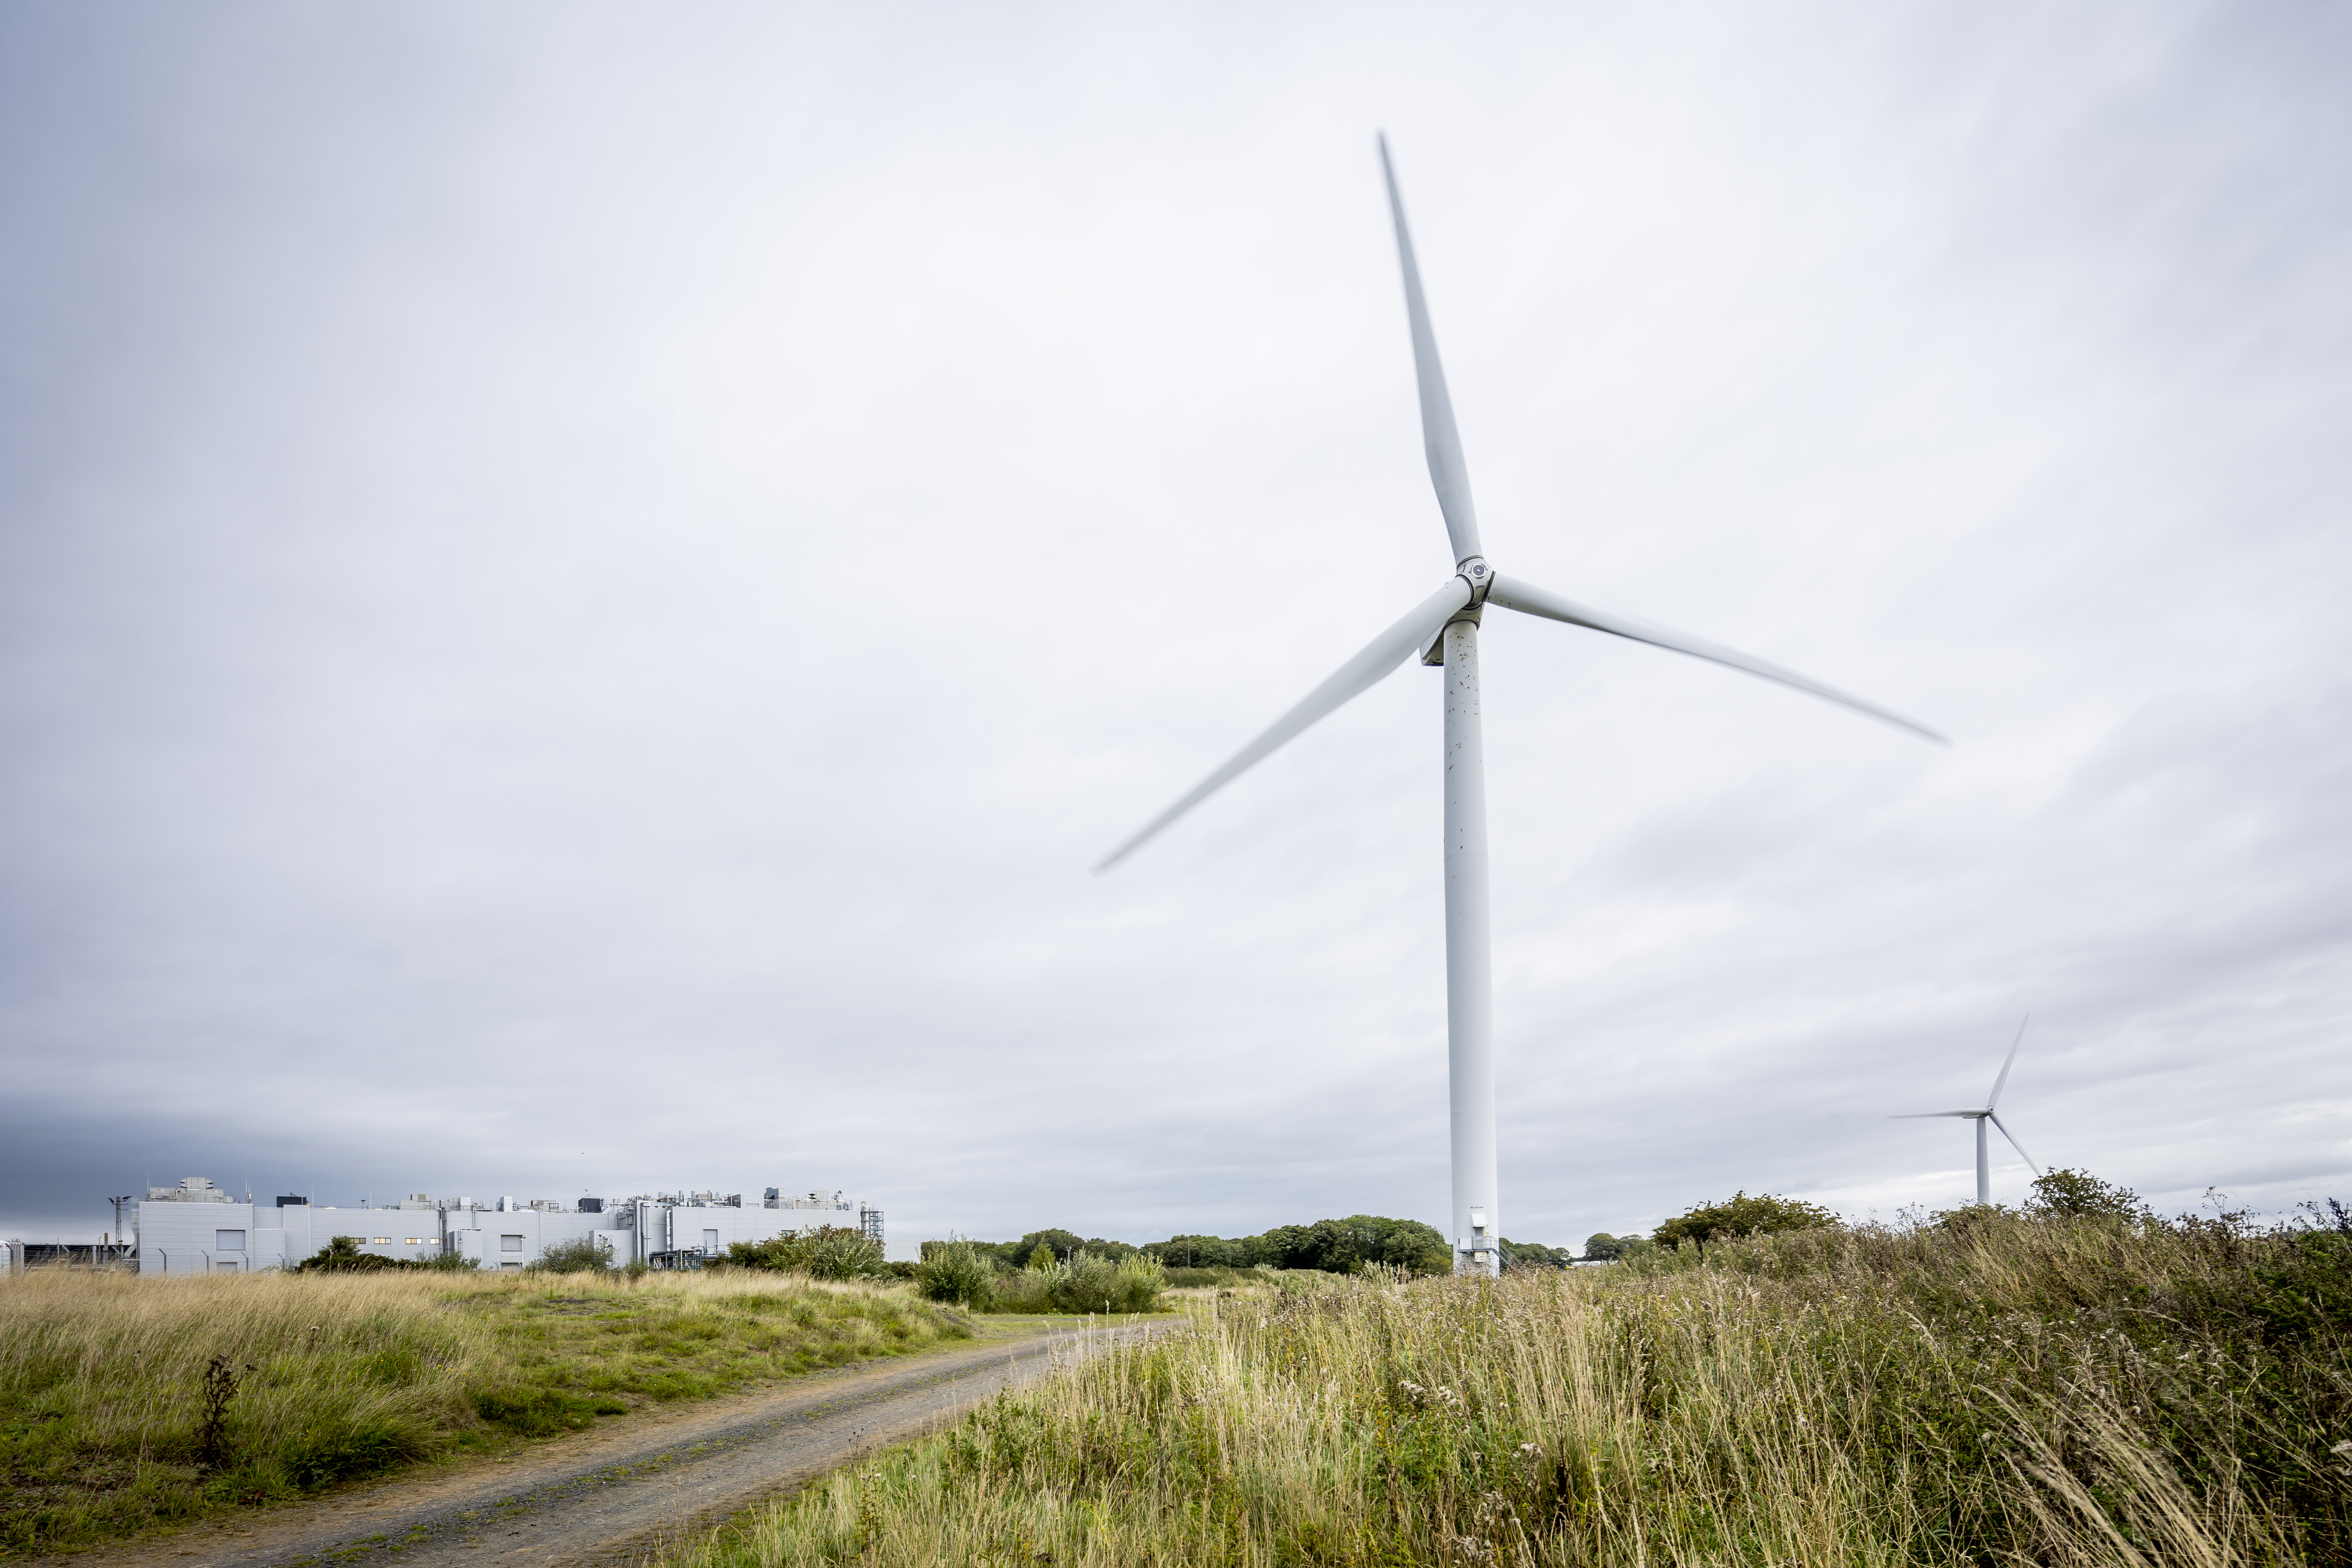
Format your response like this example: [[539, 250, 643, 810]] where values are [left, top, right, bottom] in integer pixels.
[[1455, 556, 1492, 604], [1422, 559, 1493, 665]]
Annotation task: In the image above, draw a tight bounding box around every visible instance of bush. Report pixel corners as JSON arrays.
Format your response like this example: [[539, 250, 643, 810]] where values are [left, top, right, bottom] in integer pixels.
[[414, 1248, 480, 1271], [988, 1251, 1166, 1315], [727, 1225, 886, 1281], [2027, 1167, 2148, 1220], [1161, 1266, 1255, 1289], [1652, 1190, 1840, 1251], [295, 1237, 480, 1272], [296, 1236, 410, 1273], [528, 1235, 616, 1274], [915, 1242, 997, 1309], [1499, 1237, 1576, 1270]]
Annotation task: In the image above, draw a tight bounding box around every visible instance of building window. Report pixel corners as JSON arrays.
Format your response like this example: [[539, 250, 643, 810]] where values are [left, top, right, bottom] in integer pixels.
[[371, 1236, 392, 1244], [501, 1234, 524, 1253], [702, 1228, 720, 1252], [500, 1262, 521, 1272], [215, 1230, 246, 1251], [214, 1259, 240, 1272], [404, 1237, 426, 1244]]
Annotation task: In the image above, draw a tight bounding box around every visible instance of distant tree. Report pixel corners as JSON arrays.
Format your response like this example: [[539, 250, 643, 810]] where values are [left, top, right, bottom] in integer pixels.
[[1342, 1216, 1451, 1274], [1653, 1192, 1840, 1253], [1026, 1244, 1056, 1272], [2025, 1169, 2147, 1221], [1136, 1218, 1447, 1276], [1499, 1238, 1575, 1270], [1012, 1229, 1087, 1265], [1146, 1234, 1250, 1269], [1305, 1220, 1363, 1274], [1254, 1225, 1312, 1269], [1583, 1233, 1624, 1261]]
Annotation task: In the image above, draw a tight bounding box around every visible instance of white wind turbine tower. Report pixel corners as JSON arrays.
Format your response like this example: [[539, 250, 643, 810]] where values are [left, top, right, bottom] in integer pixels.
[[1097, 137, 1943, 1275], [1895, 1018, 2043, 1208]]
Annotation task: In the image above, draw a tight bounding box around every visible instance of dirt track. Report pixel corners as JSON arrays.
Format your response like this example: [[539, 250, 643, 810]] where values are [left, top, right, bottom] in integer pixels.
[[43, 1319, 1170, 1568]]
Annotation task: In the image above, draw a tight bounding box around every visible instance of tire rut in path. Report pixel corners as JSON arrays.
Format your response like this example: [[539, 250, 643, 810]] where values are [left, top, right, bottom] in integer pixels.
[[52, 1320, 1173, 1568]]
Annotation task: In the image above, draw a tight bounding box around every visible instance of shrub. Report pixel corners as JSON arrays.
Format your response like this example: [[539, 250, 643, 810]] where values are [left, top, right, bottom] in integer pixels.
[[1653, 1190, 1840, 1251], [1161, 1266, 1255, 1288], [528, 1235, 616, 1274], [296, 1236, 410, 1273], [915, 1243, 996, 1309], [414, 1248, 480, 1271], [1499, 1237, 1576, 1270], [981, 1252, 1164, 1315], [727, 1225, 886, 1281], [2027, 1167, 2148, 1220]]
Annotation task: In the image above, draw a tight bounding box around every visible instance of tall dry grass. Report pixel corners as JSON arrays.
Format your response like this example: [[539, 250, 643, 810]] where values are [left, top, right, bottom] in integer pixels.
[[0, 1266, 969, 1555], [683, 1213, 2351, 1567]]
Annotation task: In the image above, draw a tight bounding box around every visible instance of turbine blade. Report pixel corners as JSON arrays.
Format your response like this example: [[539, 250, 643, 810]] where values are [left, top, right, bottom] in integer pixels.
[[1377, 134, 1482, 565], [1891, 1112, 1981, 1119], [1484, 573, 1946, 743], [1094, 576, 1476, 872], [1987, 1015, 2029, 1111], [1989, 1113, 2040, 1175]]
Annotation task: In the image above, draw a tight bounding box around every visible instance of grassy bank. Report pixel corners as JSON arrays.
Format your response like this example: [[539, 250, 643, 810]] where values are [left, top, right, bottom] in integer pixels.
[[0, 1267, 971, 1556], [680, 1211, 2352, 1566]]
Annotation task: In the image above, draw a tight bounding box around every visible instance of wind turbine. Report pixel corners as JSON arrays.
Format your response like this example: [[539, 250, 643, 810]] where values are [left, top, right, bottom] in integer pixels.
[[1097, 136, 1942, 1275], [1895, 1018, 2042, 1207]]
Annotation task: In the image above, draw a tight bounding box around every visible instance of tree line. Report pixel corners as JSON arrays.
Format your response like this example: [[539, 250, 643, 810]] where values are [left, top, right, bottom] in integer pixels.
[[944, 1216, 1459, 1276], [1585, 1168, 2153, 1260]]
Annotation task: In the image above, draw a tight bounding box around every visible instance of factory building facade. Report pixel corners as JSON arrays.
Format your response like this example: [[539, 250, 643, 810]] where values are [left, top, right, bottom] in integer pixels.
[[127, 1178, 896, 1274]]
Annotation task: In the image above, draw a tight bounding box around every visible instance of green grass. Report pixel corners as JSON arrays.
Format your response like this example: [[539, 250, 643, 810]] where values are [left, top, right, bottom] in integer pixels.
[[674, 1210, 2352, 1566], [0, 1267, 972, 1557]]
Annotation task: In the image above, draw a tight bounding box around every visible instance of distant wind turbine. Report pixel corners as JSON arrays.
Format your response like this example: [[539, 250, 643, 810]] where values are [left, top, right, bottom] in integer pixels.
[[1098, 135, 1942, 1275], [1895, 1017, 2042, 1207]]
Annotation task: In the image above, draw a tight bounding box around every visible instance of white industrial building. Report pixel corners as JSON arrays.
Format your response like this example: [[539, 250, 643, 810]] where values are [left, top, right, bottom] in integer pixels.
[[127, 1177, 901, 1274]]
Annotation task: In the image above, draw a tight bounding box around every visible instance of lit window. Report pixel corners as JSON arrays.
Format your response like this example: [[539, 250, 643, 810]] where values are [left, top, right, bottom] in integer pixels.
[[371, 1237, 392, 1244]]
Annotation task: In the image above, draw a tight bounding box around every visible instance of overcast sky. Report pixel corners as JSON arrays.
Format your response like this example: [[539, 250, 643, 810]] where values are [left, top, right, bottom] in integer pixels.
[[4, 2, 2348, 1250]]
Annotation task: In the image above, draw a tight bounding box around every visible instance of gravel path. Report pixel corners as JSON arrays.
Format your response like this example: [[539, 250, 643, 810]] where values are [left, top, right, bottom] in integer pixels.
[[43, 1319, 1173, 1568]]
